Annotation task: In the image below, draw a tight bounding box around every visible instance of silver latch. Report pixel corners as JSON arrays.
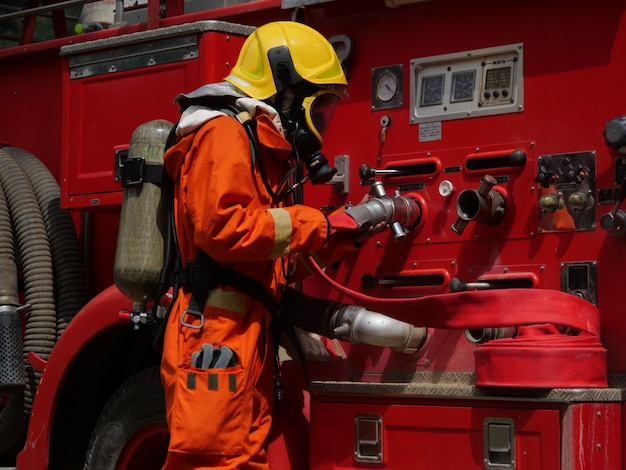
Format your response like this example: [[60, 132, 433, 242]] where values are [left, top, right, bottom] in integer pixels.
[[354, 415, 383, 464], [484, 418, 516, 469]]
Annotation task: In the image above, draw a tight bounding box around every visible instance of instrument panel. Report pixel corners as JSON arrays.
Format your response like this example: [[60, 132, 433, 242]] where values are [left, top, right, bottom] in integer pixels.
[[408, 43, 523, 124]]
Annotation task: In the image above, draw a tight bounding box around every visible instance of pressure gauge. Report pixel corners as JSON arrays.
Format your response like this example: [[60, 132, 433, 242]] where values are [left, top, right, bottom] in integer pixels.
[[371, 64, 403, 111], [376, 72, 398, 102]]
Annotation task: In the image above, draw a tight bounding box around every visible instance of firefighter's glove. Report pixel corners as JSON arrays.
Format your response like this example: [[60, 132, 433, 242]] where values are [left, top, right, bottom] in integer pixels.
[[328, 195, 386, 232], [190, 344, 237, 368], [327, 210, 360, 231], [327, 196, 388, 245]]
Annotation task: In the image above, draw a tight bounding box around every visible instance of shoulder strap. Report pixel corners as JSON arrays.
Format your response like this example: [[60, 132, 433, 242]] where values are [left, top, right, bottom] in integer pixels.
[[152, 122, 182, 352], [153, 123, 180, 311]]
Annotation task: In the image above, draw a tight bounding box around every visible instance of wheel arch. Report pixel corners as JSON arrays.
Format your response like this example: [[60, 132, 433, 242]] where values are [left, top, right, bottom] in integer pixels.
[[17, 285, 163, 470]]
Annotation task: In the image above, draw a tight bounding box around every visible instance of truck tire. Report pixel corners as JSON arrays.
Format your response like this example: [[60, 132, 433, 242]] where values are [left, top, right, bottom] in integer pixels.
[[83, 366, 169, 470]]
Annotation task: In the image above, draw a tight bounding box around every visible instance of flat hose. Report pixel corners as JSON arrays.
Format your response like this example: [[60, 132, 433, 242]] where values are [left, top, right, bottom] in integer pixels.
[[304, 253, 607, 388], [0, 147, 87, 455]]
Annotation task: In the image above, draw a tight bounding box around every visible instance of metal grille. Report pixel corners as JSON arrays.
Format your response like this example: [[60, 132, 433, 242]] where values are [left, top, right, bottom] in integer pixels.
[[0, 311, 24, 387]]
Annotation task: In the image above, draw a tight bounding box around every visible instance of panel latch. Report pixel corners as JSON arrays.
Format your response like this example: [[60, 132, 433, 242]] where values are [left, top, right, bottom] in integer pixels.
[[354, 415, 383, 464], [484, 417, 516, 469]]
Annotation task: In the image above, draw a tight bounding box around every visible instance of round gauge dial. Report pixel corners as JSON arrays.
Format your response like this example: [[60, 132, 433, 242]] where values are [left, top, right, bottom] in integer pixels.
[[371, 64, 403, 110], [376, 72, 399, 102]]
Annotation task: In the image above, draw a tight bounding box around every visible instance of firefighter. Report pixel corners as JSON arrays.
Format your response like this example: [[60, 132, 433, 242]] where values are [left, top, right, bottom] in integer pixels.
[[160, 21, 375, 469]]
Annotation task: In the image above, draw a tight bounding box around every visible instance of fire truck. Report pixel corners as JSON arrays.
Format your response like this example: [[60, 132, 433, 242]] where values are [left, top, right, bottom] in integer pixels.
[[1, 0, 625, 468]]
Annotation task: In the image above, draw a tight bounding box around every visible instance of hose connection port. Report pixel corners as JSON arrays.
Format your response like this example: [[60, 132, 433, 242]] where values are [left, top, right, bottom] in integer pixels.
[[451, 175, 506, 235]]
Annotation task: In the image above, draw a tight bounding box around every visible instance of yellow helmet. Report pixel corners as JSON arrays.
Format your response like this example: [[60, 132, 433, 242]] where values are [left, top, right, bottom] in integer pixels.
[[225, 21, 347, 100]]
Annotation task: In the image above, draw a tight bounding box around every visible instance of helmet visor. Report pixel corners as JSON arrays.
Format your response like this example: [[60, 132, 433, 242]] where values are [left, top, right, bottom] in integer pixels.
[[302, 90, 341, 146]]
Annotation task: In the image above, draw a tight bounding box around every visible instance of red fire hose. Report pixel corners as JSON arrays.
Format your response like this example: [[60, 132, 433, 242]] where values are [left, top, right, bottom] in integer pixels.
[[306, 254, 607, 388]]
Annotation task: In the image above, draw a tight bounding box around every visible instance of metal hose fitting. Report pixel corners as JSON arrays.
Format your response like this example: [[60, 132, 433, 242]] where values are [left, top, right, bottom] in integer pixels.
[[330, 305, 427, 353]]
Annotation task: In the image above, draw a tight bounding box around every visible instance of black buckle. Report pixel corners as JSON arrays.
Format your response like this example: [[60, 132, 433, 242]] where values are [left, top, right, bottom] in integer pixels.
[[116, 155, 165, 186], [175, 261, 215, 293], [119, 157, 146, 185]]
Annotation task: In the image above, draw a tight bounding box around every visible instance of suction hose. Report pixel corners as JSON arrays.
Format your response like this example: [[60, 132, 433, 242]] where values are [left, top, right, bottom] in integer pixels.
[[0, 172, 25, 455], [6, 147, 88, 336], [0, 147, 87, 455]]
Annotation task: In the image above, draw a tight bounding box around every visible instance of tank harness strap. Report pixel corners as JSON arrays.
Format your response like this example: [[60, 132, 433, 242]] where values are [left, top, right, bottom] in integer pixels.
[[118, 157, 166, 186], [221, 107, 258, 171], [152, 122, 181, 353], [176, 250, 281, 324]]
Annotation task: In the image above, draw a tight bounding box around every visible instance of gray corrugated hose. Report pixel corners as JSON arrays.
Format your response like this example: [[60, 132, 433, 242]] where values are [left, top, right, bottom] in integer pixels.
[[6, 147, 88, 336], [0, 147, 87, 455]]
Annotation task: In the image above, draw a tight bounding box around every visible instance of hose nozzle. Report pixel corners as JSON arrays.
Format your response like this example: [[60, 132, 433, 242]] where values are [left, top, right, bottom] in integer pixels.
[[341, 181, 421, 241], [330, 305, 427, 353], [279, 287, 427, 353]]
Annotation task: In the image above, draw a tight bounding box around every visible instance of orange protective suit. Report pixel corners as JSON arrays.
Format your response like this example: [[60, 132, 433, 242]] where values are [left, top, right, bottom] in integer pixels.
[[160, 108, 354, 469]]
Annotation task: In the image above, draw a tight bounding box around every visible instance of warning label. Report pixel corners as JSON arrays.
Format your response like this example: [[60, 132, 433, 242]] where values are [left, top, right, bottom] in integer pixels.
[[419, 122, 442, 142]]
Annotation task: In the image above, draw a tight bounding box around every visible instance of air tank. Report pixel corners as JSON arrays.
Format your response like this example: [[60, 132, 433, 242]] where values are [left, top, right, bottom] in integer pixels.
[[114, 119, 173, 312]]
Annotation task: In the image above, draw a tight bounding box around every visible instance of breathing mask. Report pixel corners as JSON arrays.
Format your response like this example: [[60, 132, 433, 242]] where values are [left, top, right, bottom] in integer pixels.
[[286, 88, 342, 184]]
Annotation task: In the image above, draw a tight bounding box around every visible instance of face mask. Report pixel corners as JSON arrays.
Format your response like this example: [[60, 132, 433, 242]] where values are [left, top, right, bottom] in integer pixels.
[[288, 89, 341, 184], [302, 89, 341, 146]]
